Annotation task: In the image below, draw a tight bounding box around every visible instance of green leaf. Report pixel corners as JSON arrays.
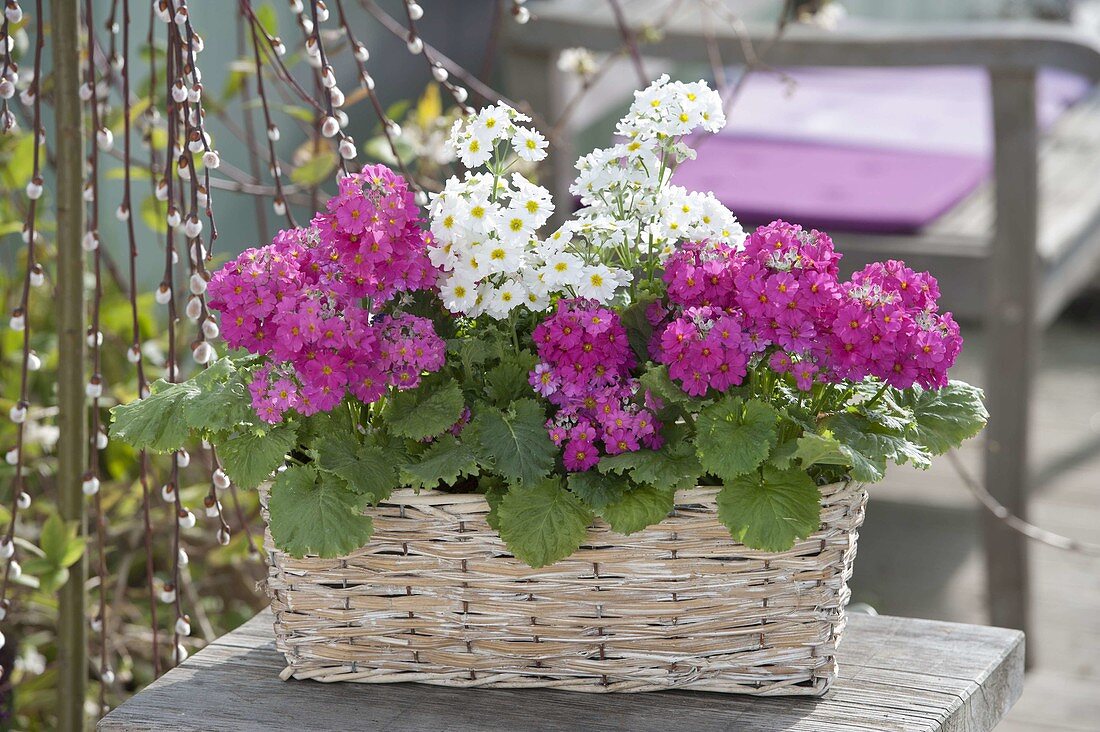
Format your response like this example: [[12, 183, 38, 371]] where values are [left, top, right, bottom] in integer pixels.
[[639, 364, 693, 404], [140, 194, 168, 233], [620, 296, 656, 363], [39, 513, 84, 568], [793, 432, 851, 468], [268, 464, 374, 558], [109, 379, 199, 453], [567, 470, 628, 509], [600, 485, 674, 535], [290, 152, 338, 187], [384, 380, 464, 440], [695, 397, 778, 480], [218, 422, 298, 489], [483, 351, 537, 407], [255, 2, 278, 34], [110, 358, 259, 451], [716, 466, 822, 552], [497, 478, 593, 567], [400, 434, 479, 490], [829, 412, 931, 475], [597, 440, 701, 492], [471, 399, 555, 486], [179, 359, 256, 433], [898, 381, 988, 455], [314, 434, 398, 502]]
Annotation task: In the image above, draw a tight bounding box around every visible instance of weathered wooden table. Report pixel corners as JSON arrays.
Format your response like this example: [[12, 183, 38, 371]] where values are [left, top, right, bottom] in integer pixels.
[[98, 610, 1023, 731]]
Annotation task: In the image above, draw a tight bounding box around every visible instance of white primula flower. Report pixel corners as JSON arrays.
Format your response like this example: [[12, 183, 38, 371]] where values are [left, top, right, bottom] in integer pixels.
[[457, 133, 493, 168], [439, 273, 479, 313], [482, 239, 525, 276], [510, 173, 554, 227], [576, 264, 628, 302], [511, 126, 548, 162], [558, 47, 597, 79], [542, 251, 584, 289], [484, 278, 527, 319]]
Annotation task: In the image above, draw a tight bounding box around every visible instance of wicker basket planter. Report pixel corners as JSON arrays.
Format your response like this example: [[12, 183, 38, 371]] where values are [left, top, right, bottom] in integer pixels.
[[260, 480, 867, 696]]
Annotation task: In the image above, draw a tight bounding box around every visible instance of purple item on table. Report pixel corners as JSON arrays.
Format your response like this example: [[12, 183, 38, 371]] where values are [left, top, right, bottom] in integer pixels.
[[674, 67, 1091, 234]]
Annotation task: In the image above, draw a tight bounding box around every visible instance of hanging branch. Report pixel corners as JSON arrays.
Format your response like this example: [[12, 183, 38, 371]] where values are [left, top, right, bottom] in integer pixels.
[[81, 0, 114, 711], [331, 0, 416, 184], [0, 0, 37, 668]]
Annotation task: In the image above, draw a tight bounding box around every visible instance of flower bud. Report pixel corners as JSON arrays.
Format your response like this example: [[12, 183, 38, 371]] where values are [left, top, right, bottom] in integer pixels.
[[273, 198, 286, 216], [29, 264, 44, 287], [171, 81, 188, 103], [4, 448, 19, 466], [82, 474, 101, 496], [158, 584, 176, 604], [453, 86, 468, 103], [155, 178, 169, 201], [321, 116, 339, 138], [127, 344, 142, 364], [155, 283, 173, 305], [86, 376, 104, 399], [192, 340, 213, 365], [86, 330, 103, 348], [101, 667, 115, 685], [217, 527, 231, 546], [9, 402, 27, 424], [201, 318, 219, 340], [407, 34, 423, 55], [175, 615, 192, 636], [202, 150, 220, 169], [267, 124, 281, 142], [338, 137, 356, 160], [189, 272, 208, 295], [16, 492, 31, 510], [82, 230, 100, 251], [183, 215, 203, 239], [96, 429, 109, 450], [166, 207, 182, 228], [8, 560, 21, 580], [212, 468, 231, 490], [26, 351, 41, 371], [408, 2, 424, 20], [178, 548, 189, 566], [25, 177, 43, 200], [0, 538, 13, 559], [161, 482, 175, 503], [353, 44, 369, 62], [178, 509, 196, 529], [115, 203, 130, 222], [97, 127, 114, 151], [9, 309, 25, 331], [431, 64, 448, 83]]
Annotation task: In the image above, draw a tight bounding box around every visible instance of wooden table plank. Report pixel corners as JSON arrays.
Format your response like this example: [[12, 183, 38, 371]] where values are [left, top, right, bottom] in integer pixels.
[[98, 611, 1023, 732]]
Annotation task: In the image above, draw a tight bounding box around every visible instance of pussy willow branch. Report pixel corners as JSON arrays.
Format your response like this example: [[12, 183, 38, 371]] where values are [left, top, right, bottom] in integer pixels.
[[330, 0, 416, 184], [235, 9, 270, 245], [0, 0, 41, 619], [308, 0, 350, 176], [606, 0, 648, 85], [82, 0, 113, 709]]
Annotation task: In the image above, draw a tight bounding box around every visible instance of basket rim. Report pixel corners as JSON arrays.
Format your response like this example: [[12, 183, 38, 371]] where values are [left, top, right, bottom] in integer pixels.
[[373, 480, 855, 508]]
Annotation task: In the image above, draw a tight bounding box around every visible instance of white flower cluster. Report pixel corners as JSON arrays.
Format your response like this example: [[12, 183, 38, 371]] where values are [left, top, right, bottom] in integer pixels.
[[429, 77, 741, 319], [429, 170, 628, 319], [446, 102, 548, 169], [567, 76, 744, 264]]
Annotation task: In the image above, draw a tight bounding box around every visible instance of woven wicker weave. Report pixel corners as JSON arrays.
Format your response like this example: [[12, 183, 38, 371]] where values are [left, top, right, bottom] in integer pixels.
[[260, 481, 867, 695]]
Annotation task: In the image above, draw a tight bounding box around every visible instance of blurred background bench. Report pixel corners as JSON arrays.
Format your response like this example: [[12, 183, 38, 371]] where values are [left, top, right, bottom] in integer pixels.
[[506, 1, 1100, 649]]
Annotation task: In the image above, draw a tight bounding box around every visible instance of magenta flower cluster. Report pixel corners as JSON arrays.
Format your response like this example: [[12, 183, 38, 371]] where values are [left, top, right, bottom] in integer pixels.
[[655, 220, 962, 393], [530, 299, 661, 471], [313, 164, 436, 302], [208, 166, 444, 423]]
